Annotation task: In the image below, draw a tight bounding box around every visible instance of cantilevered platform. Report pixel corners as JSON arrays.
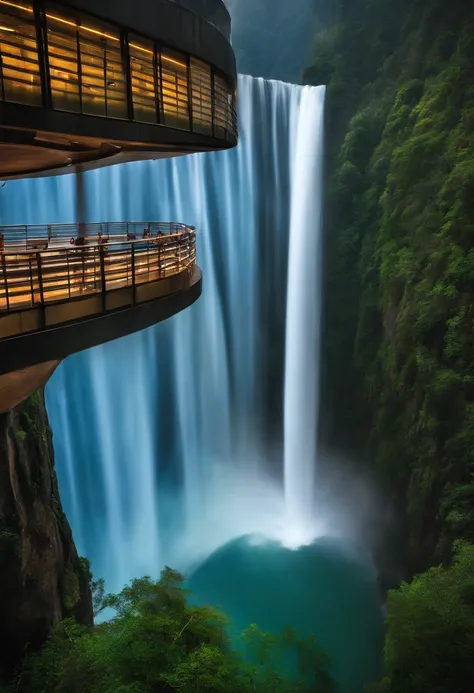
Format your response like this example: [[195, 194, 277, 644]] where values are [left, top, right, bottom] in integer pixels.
[[0, 0, 237, 178], [0, 222, 202, 375]]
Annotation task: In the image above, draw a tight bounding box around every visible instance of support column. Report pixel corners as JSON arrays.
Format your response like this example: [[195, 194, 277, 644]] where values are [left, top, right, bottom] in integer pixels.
[[75, 171, 86, 239]]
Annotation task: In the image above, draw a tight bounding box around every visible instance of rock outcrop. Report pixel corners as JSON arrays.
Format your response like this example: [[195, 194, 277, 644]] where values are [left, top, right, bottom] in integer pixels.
[[0, 389, 92, 680]]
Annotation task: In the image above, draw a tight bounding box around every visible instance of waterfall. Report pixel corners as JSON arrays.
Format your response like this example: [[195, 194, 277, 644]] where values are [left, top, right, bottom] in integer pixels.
[[0, 75, 328, 592], [284, 86, 326, 547]]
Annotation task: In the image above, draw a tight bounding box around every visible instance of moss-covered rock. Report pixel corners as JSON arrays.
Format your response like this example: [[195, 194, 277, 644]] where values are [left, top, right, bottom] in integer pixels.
[[307, 0, 474, 582], [0, 389, 92, 681]]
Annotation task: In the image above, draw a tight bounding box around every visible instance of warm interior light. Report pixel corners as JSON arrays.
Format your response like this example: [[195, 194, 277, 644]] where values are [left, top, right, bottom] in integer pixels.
[[46, 12, 119, 42], [0, 23, 15, 31], [0, 0, 32, 13]]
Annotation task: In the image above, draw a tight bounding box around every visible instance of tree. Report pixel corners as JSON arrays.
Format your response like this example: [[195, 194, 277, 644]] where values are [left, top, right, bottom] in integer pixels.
[[370, 543, 474, 693], [17, 567, 333, 693]]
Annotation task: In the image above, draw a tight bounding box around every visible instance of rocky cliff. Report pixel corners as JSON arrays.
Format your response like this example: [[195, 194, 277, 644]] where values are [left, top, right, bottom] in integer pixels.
[[306, 0, 474, 582], [0, 389, 92, 681]]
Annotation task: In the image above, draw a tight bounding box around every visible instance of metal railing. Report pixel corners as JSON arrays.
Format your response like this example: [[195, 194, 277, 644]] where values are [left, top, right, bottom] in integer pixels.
[[0, 222, 196, 317]]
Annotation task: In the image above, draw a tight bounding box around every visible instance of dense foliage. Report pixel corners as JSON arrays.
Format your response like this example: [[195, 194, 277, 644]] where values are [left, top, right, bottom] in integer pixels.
[[307, 0, 474, 575], [366, 542, 474, 693], [2, 567, 334, 693], [305, 1, 474, 689]]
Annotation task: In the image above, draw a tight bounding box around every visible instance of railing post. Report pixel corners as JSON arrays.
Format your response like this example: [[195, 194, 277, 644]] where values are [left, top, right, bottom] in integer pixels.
[[28, 257, 34, 307], [36, 252, 44, 304], [99, 245, 106, 312], [1, 253, 9, 311], [131, 242, 136, 306], [36, 252, 45, 327], [66, 251, 71, 299]]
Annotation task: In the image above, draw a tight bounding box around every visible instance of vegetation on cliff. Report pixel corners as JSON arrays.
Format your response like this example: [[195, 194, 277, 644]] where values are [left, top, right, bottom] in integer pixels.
[[366, 542, 474, 693], [308, 0, 474, 574], [305, 0, 474, 689], [3, 566, 334, 693]]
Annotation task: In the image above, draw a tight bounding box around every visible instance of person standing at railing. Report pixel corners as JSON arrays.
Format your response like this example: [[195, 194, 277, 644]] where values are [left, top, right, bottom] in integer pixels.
[[0, 233, 4, 255], [97, 231, 104, 245]]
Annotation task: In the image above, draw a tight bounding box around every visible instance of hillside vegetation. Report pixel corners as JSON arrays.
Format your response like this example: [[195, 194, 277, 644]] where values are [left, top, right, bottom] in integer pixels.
[[305, 1, 474, 690], [308, 0, 474, 575]]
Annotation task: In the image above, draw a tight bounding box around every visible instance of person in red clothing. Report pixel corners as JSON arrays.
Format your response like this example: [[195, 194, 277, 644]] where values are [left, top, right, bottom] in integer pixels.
[[97, 231, 103, 245], [0, 233, 4, 254]]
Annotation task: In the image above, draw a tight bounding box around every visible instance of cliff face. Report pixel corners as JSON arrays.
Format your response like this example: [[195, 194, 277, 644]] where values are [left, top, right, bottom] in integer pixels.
[[0, 389, 92, 680], [306, 0, 474, 581]]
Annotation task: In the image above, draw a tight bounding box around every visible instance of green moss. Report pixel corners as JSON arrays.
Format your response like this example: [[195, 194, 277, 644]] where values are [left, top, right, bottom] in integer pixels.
[[14, 430, 27, 443], [310, 0, 474, 572], [62, 568, 80, 612]]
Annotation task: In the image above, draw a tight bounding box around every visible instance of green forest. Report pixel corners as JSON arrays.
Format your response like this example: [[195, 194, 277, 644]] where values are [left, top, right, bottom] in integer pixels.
[[305, 0, 474, 690], [0, 565, 335, 693]]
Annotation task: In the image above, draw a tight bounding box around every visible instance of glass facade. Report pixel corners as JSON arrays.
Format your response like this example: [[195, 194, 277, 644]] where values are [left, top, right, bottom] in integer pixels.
[[0, 0, 41, 106], [161, 48, 188, 128], [191, 57, 212, 135], [129, 34, 156, 123], [0, 0, 236, 140]]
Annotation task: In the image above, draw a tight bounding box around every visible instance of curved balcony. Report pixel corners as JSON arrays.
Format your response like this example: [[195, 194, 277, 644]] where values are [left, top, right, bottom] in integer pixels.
[[0, 222, 202, 375], [0, 0, 237, 178]]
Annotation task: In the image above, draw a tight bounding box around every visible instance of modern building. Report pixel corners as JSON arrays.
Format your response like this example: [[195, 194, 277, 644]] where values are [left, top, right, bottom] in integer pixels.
[[0, 0, 238, 408], [0, 0, 237, 177]]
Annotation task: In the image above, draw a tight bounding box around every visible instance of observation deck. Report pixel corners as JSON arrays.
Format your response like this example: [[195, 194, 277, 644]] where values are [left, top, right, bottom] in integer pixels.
[[0, 222, 201, 376], [0, 0, 237, 178]]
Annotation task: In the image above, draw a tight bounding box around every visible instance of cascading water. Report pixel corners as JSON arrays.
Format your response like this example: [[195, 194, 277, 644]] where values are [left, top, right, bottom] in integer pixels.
[[1, 75, 327, 589], [283, 86, 326, 547], [1, 75, 384, 690]]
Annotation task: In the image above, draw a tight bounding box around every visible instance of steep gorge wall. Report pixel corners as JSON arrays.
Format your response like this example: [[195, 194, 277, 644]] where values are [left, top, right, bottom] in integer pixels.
[[0, 390, 92, 681], [306, 0, 474, 581]]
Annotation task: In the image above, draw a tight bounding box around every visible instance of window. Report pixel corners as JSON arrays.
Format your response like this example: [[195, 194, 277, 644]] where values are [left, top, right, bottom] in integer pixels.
[[0, 0, 41, 106], [129, 34, 156, 123], [46, 9, 80, 112], [161, 47, 189, 129], [46, 6, 126, 118], [213, 73, 231, 137], [190, 57, 212, 135], [78, 20, 125, 119]]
